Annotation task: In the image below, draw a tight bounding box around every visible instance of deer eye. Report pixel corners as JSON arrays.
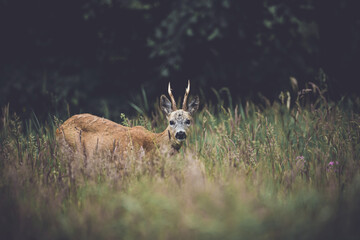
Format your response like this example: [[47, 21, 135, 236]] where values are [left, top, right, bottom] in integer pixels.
[[169, 120, 175, 126], [185, 119, 191, 125]]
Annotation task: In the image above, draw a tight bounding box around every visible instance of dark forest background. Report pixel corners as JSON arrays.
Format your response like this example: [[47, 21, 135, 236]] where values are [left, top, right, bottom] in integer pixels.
[[1, 0, 359, 120]]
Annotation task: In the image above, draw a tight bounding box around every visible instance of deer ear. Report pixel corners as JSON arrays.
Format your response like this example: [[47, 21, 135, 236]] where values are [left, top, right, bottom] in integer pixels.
[[160, 95, 172, 116], [187, 96, 199, 115]]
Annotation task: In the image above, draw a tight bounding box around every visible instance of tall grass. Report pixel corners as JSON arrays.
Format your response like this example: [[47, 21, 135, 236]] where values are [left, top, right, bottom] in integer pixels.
[[1, 89, 360, 239]]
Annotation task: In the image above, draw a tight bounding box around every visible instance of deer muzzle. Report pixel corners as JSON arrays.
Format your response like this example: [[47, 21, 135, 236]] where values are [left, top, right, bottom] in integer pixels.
[[175, 131, 186, 141]]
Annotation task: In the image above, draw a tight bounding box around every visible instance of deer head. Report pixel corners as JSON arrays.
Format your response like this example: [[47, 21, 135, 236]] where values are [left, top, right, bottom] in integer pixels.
[[160, 80, 199, 147]]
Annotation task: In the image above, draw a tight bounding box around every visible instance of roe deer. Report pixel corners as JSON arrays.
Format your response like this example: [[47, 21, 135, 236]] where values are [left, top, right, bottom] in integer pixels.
[[56, 81, 199, 158]]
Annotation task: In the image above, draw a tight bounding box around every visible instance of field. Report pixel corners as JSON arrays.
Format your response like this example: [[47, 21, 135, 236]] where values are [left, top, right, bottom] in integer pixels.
[[1, 89, 360, 240]]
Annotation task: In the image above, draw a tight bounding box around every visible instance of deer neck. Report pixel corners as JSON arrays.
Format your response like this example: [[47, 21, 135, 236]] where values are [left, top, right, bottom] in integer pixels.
[[155, 126, 183, 154]]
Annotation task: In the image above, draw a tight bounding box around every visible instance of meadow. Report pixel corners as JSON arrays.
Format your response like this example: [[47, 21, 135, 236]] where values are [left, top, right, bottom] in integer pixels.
[[1, 86, 360, 240]]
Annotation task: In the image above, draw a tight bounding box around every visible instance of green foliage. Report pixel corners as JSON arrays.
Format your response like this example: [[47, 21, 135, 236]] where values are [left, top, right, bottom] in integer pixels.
[[1, 0, 359, 121], [1, 89, 360, 239]]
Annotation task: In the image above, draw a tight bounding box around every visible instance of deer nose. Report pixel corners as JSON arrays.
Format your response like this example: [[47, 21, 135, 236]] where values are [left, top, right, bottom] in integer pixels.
[[175, 131, 186, 140]]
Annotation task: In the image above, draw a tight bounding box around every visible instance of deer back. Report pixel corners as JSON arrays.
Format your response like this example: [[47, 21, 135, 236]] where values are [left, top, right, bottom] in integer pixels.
[[56, 114, 164, 158]]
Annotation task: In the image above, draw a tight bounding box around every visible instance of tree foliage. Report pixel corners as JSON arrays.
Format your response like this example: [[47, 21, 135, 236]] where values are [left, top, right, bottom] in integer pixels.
[[0, 0, 359, 119]]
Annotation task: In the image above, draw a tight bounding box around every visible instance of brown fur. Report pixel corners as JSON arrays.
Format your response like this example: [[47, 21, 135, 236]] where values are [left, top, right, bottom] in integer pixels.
[[56, 82, 199, 158], [56, 113, 177, 158]]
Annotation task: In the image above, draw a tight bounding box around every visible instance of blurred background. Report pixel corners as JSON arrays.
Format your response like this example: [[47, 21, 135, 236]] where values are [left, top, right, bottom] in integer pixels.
[[1, 0, 359, 120]]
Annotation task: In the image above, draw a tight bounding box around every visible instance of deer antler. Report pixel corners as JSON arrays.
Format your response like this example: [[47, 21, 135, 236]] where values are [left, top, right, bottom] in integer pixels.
[[168, 82, 177, 110], [182, 80, 190, 110]]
